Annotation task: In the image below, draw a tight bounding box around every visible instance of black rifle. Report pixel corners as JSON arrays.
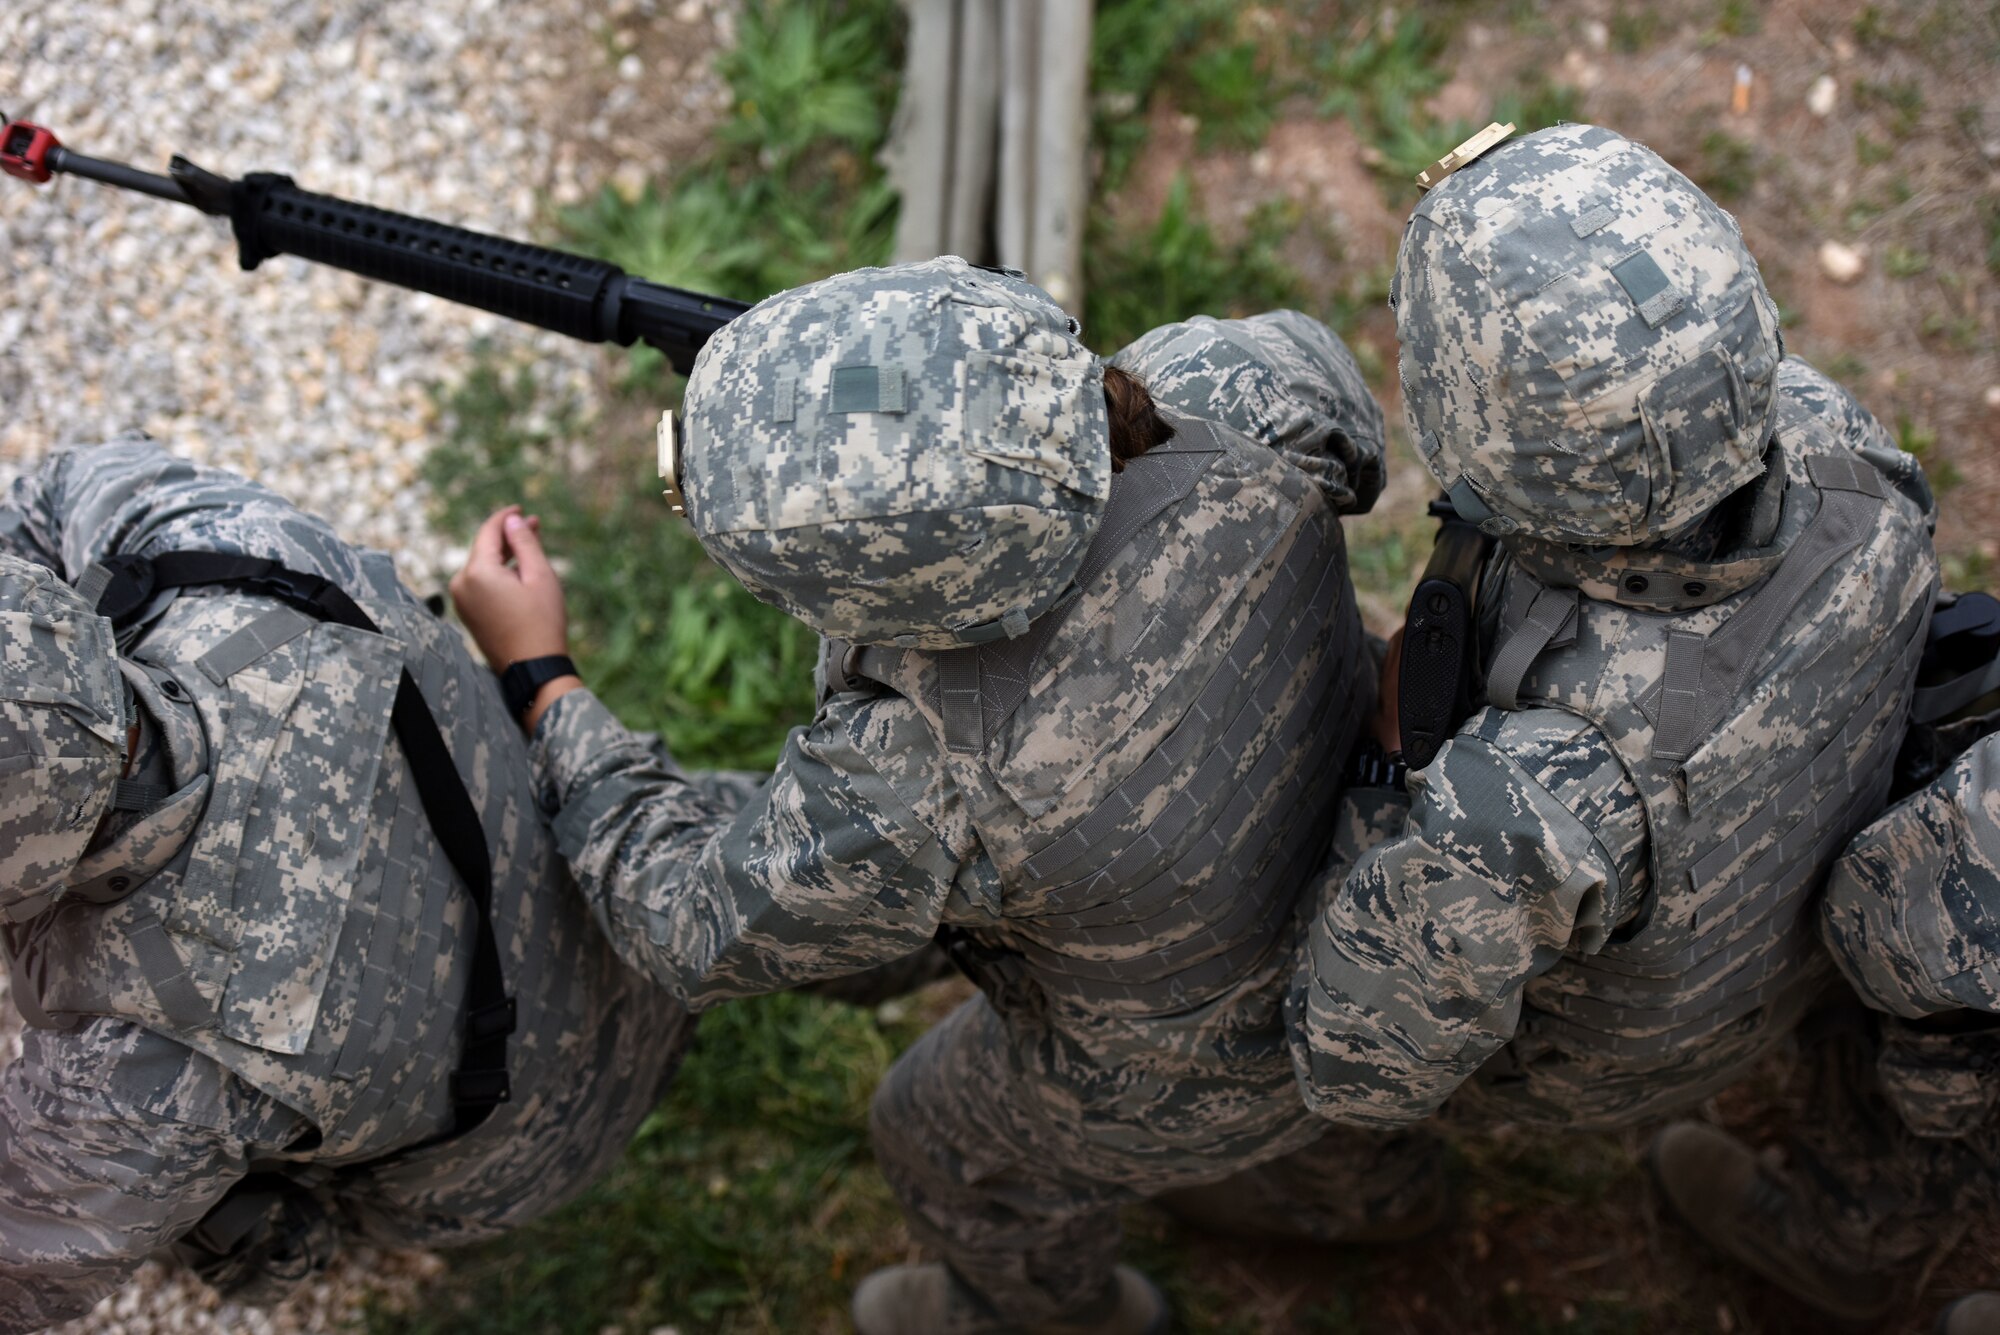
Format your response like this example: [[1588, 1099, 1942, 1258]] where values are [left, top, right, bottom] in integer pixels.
[[1396, 497, 1494, 770], [1, 114, 748, 376]]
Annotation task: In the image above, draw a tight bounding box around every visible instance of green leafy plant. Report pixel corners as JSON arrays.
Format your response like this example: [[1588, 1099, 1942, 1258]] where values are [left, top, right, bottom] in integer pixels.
[[1083, 175, 1305, 355], [1366, 74, 1580, 197], [1186, 39, 1280, 150], [1313, 9, 1450, 136], [716, 0, 899, 168], [1091, 0, 1243, 186]]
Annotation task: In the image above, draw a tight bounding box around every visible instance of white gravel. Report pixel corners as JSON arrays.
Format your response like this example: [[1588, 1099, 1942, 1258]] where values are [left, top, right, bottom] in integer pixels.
[[1, 1, 727, 1330]]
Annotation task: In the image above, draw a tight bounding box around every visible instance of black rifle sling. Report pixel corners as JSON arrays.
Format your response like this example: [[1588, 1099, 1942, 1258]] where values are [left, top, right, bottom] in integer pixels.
[[94, 551, 514, 1138]]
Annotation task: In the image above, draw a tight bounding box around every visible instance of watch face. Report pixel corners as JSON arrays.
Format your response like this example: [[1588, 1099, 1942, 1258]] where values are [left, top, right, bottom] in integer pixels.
[[656, 410, 686, 518]]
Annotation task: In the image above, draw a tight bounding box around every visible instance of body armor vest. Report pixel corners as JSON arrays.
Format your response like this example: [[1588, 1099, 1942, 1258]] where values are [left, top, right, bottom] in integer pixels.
[[834, 413, 1372, 1018], [1475, 399, 1937, 1122], [15, 570, 678, 1171], [22, 587, 483, 1152]]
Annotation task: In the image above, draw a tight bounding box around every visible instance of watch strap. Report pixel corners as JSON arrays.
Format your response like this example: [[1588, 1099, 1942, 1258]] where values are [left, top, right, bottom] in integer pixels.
[[498, 655, 578, 719]]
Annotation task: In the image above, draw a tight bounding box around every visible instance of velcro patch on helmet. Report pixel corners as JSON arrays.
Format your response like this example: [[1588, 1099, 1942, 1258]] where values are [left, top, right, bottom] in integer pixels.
[[831, 364, 908, 415], [1611, 250, 1687, 328], [1570, 204, 1617, 237]]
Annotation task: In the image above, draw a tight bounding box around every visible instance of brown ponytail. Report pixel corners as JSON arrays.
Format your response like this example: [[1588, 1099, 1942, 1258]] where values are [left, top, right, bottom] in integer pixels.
[[1103, 364, 1175, 472]]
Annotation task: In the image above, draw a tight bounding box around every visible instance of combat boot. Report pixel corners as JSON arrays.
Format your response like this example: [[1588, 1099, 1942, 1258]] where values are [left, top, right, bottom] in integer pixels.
[[1939, 1294, 2000, 1335], [1649, 1121, 1896, 1324], [851, 1262, 1170, 1335]]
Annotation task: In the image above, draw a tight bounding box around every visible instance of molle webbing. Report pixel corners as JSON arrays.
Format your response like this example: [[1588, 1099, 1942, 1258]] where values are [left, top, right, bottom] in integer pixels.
[[1003, 461, 1365, 1014], [934, 426, 1224, 754], [838, 420, 1368, 1017], [1653, 455, 1885, 761], [1506, 446, 1923, 1070], [1013, 553, 1361, 1011], [1539, 614, 1920, 1059], [1019, 545, 1349, 891]]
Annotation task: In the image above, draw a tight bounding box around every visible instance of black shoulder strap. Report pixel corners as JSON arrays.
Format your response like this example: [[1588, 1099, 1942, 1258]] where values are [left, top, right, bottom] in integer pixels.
[[92, 551, 513, 1141]]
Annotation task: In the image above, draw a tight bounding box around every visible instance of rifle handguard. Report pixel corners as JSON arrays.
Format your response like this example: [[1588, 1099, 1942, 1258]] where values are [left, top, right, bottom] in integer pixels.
[[221, 172, 745, 375], [0, 114, 748, 377]]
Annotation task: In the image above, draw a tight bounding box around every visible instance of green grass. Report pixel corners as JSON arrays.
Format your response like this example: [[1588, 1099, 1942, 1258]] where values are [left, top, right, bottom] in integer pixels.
[[369, 993, 923, 1335], [1083, 175, 1307, 355], [1187, 37, 1281, 150], [1694, 130, 1757, 201], [1092, 0, 1245, 187]]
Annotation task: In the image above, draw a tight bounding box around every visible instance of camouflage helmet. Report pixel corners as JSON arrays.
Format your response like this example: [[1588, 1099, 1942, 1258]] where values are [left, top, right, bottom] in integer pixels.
[[0, 554, 126, 920], [680, 256, 1110, 649], [1392, 123, 1783, 546]]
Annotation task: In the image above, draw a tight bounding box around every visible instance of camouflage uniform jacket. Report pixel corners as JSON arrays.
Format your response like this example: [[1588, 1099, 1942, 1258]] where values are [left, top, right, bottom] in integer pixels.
[[0, 441, 691, 1333], [1824, 729, 2000, 1137], [535, 310, 1381, 1050], [1294, 360, 1939, 1129]]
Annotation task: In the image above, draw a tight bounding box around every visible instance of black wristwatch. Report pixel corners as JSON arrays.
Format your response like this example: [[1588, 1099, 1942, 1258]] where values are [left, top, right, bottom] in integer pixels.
[[1352, 737, 1409, 793], [498, 655, 578, 721]]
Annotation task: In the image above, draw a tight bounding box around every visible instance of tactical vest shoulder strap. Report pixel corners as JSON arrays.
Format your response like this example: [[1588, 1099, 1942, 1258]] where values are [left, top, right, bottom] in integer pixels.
[[87, 551, 515, 1144], [1651, 455, 1886, 762], [1486, 582, 1579, 710]]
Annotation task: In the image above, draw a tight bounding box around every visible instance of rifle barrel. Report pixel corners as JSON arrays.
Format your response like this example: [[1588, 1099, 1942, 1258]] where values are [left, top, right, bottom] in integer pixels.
[[45, 146, 191, 205]]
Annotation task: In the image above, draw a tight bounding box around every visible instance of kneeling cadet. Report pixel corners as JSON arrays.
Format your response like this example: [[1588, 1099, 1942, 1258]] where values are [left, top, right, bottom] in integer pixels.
[[0, 441, 744, 1329]]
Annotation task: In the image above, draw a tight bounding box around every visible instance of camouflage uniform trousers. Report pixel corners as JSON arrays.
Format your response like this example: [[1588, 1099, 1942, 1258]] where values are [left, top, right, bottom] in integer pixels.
[[872, 798, 1440, 1332], [1776, 1008, 2000, 1276]]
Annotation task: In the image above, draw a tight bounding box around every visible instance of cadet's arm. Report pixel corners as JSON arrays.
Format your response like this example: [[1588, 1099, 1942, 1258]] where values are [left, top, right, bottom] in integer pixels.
[[531, 684, 959, 1009], [1291, 707, 1644, 1126], [0, 438, 380, 593], [0, 1025, 285, 1333]]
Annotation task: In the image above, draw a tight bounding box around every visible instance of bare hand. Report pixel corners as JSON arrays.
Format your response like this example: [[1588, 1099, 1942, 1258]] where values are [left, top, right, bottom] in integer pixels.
[[449, 505, 571, 670], [1373, 626, 1404, 754]]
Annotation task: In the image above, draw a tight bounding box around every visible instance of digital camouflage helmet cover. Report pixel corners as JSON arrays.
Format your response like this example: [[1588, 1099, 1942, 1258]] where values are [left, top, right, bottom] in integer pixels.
[[0, 553, 126, 922], [1394, 123, 1783, 547], [679, 257, 1110, 649]]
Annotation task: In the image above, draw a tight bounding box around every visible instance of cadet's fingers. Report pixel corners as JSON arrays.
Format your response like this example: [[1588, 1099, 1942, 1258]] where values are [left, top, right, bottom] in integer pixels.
[[502, 512, 556, 582], [467, 505, 522, 569]]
